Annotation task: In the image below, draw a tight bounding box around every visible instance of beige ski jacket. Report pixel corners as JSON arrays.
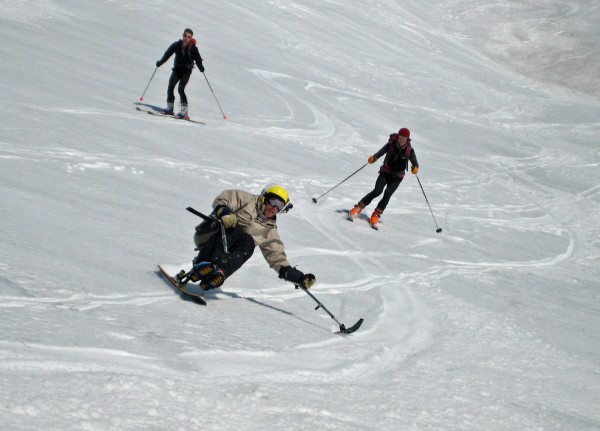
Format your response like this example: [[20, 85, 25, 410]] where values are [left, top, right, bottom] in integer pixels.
[[212, 189, 290, 273]]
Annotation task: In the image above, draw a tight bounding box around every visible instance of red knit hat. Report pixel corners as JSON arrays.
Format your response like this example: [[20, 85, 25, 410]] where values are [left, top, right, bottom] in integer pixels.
[[398, 128, 410, 138]]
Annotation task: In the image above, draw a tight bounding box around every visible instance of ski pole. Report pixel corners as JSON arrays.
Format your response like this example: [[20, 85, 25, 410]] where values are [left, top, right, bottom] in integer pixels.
[[175, 207, 229, 285], [295, 284, 364, 335], [312, 163, 368, 204], [415, 175, 442, 233], [139, 66, 158, 101], [203, 72, 228, 120], [186, 207, 228, 253]]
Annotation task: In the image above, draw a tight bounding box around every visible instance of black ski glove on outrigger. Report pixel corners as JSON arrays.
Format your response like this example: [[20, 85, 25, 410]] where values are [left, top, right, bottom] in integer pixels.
[[279, 266, 316, 289]]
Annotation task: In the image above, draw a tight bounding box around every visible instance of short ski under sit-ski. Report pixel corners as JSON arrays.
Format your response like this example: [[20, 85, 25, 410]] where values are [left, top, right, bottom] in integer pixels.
[[157, 264, 206, 305]]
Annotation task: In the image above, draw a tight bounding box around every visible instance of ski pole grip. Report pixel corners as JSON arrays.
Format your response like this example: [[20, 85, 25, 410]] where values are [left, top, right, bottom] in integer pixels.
[[186, 207, 215, 222], [187, 207, 229, 253]]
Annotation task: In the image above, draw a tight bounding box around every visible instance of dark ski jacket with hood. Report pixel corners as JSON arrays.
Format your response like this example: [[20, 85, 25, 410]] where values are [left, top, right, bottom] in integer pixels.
[[157, 39, 204, 72]]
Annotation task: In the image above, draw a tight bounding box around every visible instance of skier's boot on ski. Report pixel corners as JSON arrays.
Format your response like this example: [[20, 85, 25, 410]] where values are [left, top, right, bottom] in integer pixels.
[[188, 261, 216, 282], [177, 102, 189, 120], [370, 208, 383, 226], [200, 267, 225, 290], [163, 100, 175, 115], [175, 261, 212, 284], [348, 202, 365, 220], [177, 261, 225, 290]]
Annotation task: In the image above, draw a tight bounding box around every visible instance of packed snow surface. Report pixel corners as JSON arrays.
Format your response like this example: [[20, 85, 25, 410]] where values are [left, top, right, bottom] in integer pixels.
[[1, 1, 599, 430]]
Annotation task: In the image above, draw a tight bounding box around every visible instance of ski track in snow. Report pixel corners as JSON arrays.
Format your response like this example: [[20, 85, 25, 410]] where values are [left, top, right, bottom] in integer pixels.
[[1, 0, 600, 430], [2, 80, 594, 430]]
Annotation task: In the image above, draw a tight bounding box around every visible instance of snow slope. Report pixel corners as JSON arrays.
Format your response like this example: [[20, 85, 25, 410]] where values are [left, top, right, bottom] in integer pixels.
[[1, 1, 599, 430]]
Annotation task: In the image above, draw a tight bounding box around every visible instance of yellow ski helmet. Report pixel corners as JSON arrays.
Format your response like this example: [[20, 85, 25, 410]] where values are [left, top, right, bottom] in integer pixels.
[[260, 184, 292, 213]]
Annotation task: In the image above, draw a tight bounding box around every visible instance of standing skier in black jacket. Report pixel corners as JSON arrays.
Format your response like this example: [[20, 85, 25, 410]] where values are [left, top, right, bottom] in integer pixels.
[[156, 28, 204, 119], [349, 128, 419, 226]]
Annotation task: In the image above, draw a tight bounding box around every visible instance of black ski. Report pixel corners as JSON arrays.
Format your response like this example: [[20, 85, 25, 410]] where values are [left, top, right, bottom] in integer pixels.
[[136, 107, 206, 125], [157, 265, 206, 305]]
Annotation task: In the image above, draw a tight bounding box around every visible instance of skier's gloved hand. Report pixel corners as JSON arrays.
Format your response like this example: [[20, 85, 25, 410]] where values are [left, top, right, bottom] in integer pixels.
[[216, 206, 237, 229], [220, 214, 237, 229], [279, 265, 300, 283], [368, 155, 376, 164], [156, 60, 162, 67], [411, 166, 419, 174], [279, 266, 316, 289], [300, 273, 316, 289], [199, 62, 205, 72]]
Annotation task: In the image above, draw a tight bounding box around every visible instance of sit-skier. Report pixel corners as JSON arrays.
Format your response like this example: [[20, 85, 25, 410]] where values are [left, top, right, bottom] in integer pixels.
[[179, 185, 316, 291]]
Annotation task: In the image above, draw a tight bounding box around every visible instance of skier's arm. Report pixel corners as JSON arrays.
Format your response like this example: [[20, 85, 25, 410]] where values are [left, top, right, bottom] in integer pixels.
[[259, 230, 290, 273], [193, 46, 205, 72], [156, 42, 177, 67], [212, 190, 247, 213], [370, 142, 389, 163], [266, 228, 316, 288], [214, 205, 237, 229], [409, 147, 419, 169], [279, 266, 316, 289]]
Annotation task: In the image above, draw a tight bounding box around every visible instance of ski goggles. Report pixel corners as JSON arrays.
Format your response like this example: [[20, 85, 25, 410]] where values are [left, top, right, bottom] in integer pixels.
[[268, 198, 287, 211], [267, 198, 293, 214]]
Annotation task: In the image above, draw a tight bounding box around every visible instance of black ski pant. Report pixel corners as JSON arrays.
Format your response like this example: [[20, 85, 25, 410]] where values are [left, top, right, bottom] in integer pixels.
[[167, 68, 192, 104], [195, 224, 255, 279], [360, 173, 403, 213]]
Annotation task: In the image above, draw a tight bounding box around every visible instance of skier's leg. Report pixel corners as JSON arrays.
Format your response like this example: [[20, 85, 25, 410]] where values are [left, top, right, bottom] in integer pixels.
[[193, 225, 255, 289], [176, 71, 191, 118], [374, 177, 402, 215], [359, 174, 387, 207], [214, 230, 255, 277], [165, 71, 181, 113], [177, 71, 191, 105]]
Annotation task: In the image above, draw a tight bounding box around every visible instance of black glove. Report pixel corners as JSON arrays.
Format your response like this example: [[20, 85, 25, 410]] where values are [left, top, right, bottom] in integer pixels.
[[156, 60, 162, 67], [199, 63, 205, 72], [279, 266, 316, 289]]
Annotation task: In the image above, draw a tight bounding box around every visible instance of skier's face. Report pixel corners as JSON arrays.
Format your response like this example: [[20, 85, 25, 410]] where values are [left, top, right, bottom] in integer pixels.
[[182, 32, 193, 44], [263, 199, 283, 218], [397, 136, 408, 148]]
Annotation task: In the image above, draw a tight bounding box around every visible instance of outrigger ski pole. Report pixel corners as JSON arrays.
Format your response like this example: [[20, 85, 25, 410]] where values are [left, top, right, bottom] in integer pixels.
[[186, 207, 364, 334], [295, 284, 364, 334], [186, 206, 228, 253], [174, 207, 229, 285]]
